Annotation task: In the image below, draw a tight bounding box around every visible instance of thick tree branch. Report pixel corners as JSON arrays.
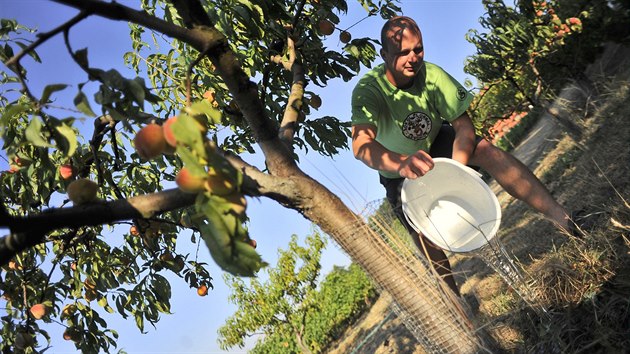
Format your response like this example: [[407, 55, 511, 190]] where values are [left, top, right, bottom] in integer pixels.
[[278, 37, 306, 147], [0, 188, 195, 265], [52, 0, 217, 51], [54, 0, 300, 177]]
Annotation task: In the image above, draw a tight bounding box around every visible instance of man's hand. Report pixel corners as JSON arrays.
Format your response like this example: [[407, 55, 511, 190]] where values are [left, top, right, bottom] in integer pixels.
[[398, 150, 434, 179]]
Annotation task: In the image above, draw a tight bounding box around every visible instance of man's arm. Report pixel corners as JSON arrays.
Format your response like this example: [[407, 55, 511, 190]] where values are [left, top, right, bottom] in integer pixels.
[[450, 113, 477, 166], [352, 124, 433, 179]]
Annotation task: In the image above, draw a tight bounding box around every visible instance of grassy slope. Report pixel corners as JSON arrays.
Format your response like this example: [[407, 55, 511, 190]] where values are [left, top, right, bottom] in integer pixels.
[[326, 51, 630, 354]]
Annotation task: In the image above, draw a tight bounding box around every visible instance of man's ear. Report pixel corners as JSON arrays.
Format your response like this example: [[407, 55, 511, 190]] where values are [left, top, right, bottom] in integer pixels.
[[380, 47, 386, 60]]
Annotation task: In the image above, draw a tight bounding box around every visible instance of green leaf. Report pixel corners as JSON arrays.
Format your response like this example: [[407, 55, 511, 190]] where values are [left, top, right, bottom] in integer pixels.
[[126, 78, 145, 107], [134, 311, 145, 333], [172, 113, 206, 160], [54, 123, 78, 157], [25, 117, 50, 147], [74, 91, 97, 117], [75, 48, 89, 68], [15, 41, 41, 63], [0, 103, 29, 126], [184, 100, 222, 125], [40, 84, 68, 104]]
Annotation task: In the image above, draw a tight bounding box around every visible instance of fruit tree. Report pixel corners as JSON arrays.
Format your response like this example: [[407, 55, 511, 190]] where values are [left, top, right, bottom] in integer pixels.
[[1, 0, 455, 352]]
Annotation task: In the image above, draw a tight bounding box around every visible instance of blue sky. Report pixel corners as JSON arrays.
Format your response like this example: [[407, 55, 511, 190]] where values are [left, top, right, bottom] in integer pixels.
[[1, 0, 485, 352]]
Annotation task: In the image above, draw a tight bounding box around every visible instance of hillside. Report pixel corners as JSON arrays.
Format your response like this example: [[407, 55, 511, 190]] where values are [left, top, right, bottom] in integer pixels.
[[325, 46, 630, 354]]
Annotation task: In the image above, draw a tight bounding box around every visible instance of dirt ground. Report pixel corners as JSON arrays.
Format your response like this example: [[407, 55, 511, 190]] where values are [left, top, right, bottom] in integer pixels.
[[325, 44, 630, 354]]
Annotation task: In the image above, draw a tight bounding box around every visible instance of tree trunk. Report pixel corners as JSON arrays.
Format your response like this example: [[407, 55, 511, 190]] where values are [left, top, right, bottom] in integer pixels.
[[299, 179, 492, 354]]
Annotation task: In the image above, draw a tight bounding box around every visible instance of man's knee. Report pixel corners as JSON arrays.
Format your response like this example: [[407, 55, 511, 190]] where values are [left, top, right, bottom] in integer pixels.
[[471, 139, 508, 167]]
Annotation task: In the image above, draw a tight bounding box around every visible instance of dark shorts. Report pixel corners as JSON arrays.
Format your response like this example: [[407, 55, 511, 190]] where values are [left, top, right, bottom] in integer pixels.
[[379, 123, 483, 245]]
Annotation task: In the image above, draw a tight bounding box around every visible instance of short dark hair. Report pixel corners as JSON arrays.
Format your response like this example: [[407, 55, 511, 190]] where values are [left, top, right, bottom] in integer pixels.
[[380, 16, 421, 52]]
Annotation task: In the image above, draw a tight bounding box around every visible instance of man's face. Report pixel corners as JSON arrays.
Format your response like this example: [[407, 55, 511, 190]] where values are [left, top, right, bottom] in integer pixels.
[[382, 27, 424, 87]]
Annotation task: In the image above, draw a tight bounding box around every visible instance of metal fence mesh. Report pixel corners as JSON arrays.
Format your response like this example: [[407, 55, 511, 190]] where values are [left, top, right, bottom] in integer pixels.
[[327, 199, 494, 354]]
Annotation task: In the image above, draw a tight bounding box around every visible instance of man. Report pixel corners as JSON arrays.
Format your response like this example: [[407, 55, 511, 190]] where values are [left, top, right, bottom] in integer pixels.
[[350, 16, 573, 295]]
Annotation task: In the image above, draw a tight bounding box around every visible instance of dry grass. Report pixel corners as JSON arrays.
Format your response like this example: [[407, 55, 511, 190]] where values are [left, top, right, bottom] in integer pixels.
[[475, 59, 630, 353]]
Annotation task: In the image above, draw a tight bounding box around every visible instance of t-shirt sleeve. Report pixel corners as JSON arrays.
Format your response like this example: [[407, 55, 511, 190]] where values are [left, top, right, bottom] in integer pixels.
[[431, 66, 474, 122], [351, 82, 380, 127]]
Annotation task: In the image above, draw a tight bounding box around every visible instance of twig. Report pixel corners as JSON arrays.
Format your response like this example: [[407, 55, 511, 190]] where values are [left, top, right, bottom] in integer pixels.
[[186, 49, 211, 107], [4, 11, 89, 68]]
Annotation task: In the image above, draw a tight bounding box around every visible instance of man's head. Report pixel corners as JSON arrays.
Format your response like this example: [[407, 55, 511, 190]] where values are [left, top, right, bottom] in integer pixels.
[[380, 16, 424, 88]]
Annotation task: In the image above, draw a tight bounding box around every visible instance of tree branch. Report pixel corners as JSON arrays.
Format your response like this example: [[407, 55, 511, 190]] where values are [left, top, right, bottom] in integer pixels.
[[4, 11, 88, 68], [0, 188, 196, 265], [54, 0, 300, 177], [278, 37, 306, 148]]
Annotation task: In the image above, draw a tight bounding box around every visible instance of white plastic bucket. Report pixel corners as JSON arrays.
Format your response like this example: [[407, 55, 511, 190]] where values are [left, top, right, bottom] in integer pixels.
[[401, 158, 501, 253]]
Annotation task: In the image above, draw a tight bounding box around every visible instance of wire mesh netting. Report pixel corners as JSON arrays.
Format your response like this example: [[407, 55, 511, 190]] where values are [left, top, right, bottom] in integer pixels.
[[327, 199, 495, 354]]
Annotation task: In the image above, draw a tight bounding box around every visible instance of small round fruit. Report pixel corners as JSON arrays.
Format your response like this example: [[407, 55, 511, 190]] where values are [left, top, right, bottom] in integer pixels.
[[340, 31, 351, 43], [63, 327, 81, 342], [309, 94, 322, 109], [159, 252, 174, 262], [176, 167, 208, 193], [8, 260, 22, 271], [248, 239, 257, 249], [29, 303, 47, 319], [67, 178, 99, 205], [59, 164, 75, 180], [134, 123, 167, 160], [197, 284, 209, 297], [203, 90, 216, 104], [172, 257, 185, 273], [162, 116, 179, 148], [61, 304, 77, 319], [318, 19, 335, 36], [15, 332, 35, 349], [130, 225, 140, 236]]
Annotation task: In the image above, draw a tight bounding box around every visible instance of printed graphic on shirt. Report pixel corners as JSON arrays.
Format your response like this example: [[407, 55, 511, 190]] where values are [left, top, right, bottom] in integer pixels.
[[457, 87, 467, 101], [402, 112, 432, 141]]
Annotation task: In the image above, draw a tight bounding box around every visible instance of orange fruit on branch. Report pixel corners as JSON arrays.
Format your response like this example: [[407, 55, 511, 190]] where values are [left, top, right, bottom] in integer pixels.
[[318, 19, 335, 36], [176, 167, 208, 193], [134, 122, 167, 160]]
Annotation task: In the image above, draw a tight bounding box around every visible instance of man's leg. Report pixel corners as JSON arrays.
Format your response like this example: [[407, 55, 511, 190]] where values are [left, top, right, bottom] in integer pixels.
[[417, 235, 461, 296], [380, 175, 460, 295], [469, 140, 570, 230]]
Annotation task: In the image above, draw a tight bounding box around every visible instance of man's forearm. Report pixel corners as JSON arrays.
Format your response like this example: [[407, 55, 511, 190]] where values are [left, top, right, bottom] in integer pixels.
[[355, 140, 406, 175]]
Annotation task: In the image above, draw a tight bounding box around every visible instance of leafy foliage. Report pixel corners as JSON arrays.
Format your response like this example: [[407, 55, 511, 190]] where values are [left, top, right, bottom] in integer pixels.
[[0, 0, 399, 352], [218, 231, 375, 353], [465, 0, 630, 135]]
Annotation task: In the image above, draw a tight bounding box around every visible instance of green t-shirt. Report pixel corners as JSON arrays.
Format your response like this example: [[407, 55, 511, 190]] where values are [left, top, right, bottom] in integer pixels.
[[351, 62, 473, 178]]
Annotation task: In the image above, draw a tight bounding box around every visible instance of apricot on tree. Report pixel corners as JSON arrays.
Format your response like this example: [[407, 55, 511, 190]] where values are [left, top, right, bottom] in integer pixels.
[[67, 178, 99, 205], [309, 94, 322, 109], [340, 31, 351, 43], [29, 303, 47, 320], [63, 327, 81, 342], [59, 164, 75, 180], [197, 284, 209, 296], [318, 19, 335, 36], [134, 123, 167, 160], [15, 332, 35, 350], [176, 167, 208, 193]]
